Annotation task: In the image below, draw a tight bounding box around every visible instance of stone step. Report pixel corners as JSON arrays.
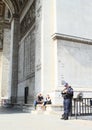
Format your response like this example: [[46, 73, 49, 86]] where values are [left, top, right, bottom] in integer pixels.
[[22, 104, 34, 113], [22, 104, 63, 113], [46, 104, 63, 111]]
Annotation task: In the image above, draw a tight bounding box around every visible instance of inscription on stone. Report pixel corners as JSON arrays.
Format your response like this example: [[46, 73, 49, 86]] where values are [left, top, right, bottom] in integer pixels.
[[58, 40, 92, 87]]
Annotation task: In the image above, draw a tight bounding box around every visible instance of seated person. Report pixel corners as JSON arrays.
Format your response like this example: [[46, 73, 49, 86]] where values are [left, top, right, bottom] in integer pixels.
[[34, 93, 44, 109], [43, 94, 52, 106]]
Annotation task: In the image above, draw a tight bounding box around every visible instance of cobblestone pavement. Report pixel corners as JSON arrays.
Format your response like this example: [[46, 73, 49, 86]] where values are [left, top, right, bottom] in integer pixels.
[[0, 107, 92, 130]]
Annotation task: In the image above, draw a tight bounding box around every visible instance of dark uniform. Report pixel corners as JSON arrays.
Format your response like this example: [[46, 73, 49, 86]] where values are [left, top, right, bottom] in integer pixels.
[[61, 83, 73, 120]]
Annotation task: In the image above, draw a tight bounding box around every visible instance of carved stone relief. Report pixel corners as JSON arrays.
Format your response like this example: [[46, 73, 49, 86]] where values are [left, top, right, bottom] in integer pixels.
[[0, 2, 4, 17], [18, 41, 24, 82], [35, 0, 42, 70], [18, 26, 35, 82], [24, 27, 35, 78], [17, 0, 28, 14], [0, 25, 3, 49], [20, 0, 36, 38]]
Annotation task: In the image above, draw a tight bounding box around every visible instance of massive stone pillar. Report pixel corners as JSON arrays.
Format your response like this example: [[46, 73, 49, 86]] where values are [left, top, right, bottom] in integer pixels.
[[1, 27, 11, 99], [9, 15, 20, 103]]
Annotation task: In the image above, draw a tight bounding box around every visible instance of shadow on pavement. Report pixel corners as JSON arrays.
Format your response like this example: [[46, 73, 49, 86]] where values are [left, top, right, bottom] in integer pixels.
[[0, 107, 26, 114]]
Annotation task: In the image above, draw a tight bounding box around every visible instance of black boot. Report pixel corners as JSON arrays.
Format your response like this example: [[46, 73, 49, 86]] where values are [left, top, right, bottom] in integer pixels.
[[64, 114, 68, 120], [60, 114, 65, 119]]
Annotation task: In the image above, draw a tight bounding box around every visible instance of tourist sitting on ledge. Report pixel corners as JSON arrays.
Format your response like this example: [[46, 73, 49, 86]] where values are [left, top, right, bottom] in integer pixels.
[[34, 93, 44, 109], [43, 94, 52, 106]]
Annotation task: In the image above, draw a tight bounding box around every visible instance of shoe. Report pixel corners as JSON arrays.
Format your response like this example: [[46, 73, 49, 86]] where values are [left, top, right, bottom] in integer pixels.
[[64, 117, 68, 120], [60, 117, 64, 119], [64, 114, 68, 120], [61, 114, 65, 119]]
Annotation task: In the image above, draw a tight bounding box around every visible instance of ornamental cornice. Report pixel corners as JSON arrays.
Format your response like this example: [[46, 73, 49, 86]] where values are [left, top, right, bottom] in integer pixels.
[[52, 33, 92, 45]]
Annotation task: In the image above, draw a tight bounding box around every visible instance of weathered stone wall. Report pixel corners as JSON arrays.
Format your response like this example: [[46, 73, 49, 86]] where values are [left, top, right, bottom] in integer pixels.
[[0, 51, 2, 100], [35, 0, 42, 94], [50, 36, 92, 104], [17, 78, 35, 104], [18, 0, 42, 103], [57, 39, 92, 91], [17, 0, 92, 105], [1, 28, 11, 98], [40, 0, 56, 94], [18, 25, 35, 103], [55, 0, 92, 39], [18, 27, 35, 82]]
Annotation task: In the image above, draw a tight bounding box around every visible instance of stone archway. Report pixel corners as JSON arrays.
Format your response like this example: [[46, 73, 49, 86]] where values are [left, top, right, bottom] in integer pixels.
[[0, 0, 20, 104]]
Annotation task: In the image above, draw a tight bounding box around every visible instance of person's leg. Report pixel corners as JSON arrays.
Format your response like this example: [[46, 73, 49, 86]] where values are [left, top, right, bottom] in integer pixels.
[[64, 99, 70, 120], [43, 101, 47, 106], [34, 100, 37, 109], [69, 99, 72, 117], [61, 100, 65, 119]]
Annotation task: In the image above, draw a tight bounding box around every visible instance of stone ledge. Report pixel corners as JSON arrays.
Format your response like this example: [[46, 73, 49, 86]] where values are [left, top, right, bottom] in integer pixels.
[[52, 33, 92, 44], [36, 104, 63, 112], [45, 104, 63, 111], [13, 103, 63, 113]]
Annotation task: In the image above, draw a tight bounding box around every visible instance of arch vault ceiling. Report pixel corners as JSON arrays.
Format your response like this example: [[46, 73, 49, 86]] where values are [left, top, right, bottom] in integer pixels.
[[0, 0, 29, 48], [3, 0, 28, 15]]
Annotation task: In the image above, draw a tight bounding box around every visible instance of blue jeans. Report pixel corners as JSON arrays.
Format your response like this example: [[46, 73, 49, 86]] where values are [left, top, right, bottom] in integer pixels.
[[34, 100, 43, 109]]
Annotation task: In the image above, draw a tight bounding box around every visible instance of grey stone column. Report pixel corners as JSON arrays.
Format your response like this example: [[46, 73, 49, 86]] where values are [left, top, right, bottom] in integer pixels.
[[10, 15, 20, 103]]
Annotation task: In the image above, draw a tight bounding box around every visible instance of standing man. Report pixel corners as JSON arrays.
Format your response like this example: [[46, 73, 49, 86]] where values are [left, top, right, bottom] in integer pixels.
[[61, 83, 74, 120]]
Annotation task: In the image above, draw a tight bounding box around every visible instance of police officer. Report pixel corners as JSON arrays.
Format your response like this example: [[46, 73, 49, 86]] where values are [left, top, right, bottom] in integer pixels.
[[61, 83, 73, 120]]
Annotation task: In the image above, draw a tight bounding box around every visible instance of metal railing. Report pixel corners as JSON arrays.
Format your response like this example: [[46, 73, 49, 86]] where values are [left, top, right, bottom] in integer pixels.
[[72, 98, 92, 118]]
